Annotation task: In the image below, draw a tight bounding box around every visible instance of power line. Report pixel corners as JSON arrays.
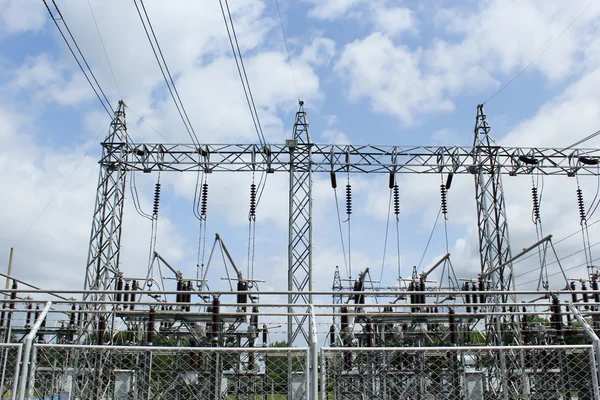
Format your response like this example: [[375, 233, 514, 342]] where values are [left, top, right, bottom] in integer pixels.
[[218, 0, 266, 146], [133, 0, 199, 146], [87, 0, 122, 100], [483, 0, 596, 106], [563, 128, 600, 151], [274, 0, 300, 100], [42, 0, 114, 117]]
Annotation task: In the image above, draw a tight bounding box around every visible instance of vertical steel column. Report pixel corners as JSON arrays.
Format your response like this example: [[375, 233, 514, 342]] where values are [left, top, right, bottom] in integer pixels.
[[473, 104, 516, 326], [288, 100, 313, 345], [288, 101, 313, 400], [473, 105, 516, 398], [83, 101, 128, 339]]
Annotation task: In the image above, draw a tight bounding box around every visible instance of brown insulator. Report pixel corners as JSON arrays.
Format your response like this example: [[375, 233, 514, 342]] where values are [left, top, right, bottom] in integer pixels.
[[463, 282, 471, 313], [176, 279, 182, 304], [77, 305, 83, 328], [565, 305, 572, 326], [343, 351, 352, 371], [521, 306, 530, 344], [582, 281, 590, 310], [448, 309, 457, 345], [471, 283, 478, 311], [147, 308, 156, 345], [341, 307, 348, 331], [251, 306, 259, 330], [26, 303, 33, 327], [212, 297, 221, 343], [70, 303, 76, 327], [130, 281, 137, 310], [186, 281, 193, 312], [570, 282, 578, 303], [331, 171, 337, 189], [389, 171, 395, 189], [116, 278, 123, 303], [551, 295, 563, 339], [365, 321, 373, 347], [189, 339, 198, 369], [98, 316, 106, 345], [237, 281, 248, 312], [419, 281, 426, 305], [123, 282, 130, 309], [34, 305, 40, 326], [478, 278, 486, 304], [329, 325, 335, 346], [9, 281, 17, 304]]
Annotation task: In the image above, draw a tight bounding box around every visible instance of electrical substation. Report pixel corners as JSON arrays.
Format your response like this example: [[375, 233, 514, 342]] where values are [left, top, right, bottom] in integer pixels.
[[3, 1, 600, 400]]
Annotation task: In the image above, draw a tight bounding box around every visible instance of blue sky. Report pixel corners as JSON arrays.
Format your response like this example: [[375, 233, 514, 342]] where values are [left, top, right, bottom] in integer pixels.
[[1, 0, 600, 300]]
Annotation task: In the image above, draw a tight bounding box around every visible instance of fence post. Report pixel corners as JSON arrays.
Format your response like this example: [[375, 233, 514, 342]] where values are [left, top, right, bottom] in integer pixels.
[[569, 304, 600, 400], [10, 345, 22, 400], [319, 348, 325, 399], [309, 305, 318, 400], [17, 301, 51, 400]]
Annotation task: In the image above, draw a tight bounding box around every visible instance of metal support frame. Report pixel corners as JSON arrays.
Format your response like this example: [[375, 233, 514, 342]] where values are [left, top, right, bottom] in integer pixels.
[[84, 101, 128, 319], [82, 102, 600, 349], [288, 101, 313, 346]]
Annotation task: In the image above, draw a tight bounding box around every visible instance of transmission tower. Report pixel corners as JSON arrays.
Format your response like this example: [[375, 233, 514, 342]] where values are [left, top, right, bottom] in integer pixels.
[[83, 101, 128, 335]]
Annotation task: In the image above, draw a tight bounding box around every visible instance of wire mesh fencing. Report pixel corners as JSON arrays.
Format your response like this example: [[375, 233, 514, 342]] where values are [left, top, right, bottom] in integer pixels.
[[24, 344, 309, 400], [320, 345, 599, 400], [0, 344, 22, 400]]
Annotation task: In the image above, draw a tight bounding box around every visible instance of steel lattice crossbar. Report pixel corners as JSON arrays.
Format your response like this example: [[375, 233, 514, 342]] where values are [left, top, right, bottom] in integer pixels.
[[105, 142, 600, 175]]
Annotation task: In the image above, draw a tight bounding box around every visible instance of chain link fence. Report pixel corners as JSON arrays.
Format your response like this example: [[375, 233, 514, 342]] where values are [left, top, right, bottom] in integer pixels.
[[0, 344, 22, 400], [320, 345, 599, 400], [23, 345, 308, 399]]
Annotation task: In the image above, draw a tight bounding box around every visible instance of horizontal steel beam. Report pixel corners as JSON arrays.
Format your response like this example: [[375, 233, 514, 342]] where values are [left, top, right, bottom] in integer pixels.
[[104, 142, 600, 175]]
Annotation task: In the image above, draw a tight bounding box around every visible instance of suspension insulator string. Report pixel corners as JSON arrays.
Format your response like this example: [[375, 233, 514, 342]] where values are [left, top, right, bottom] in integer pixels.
[[147, 173, 161, 288], [332, 179, 349, 279], [201, 181, 208, 219], [577, 179, 595, 280], [440, 184, 448, 220], [249, 183, 257, 220], [197, 175, 208, 286], [153, 180, 161, 217], [393, 184, 400, 221], [346, 176, 352, 278], [531, 176, 548, 290], [247, 174, 258, 279]]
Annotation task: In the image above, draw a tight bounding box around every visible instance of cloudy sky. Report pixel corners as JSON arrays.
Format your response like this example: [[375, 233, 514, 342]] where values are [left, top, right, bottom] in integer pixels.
[[1, 0, 600, 306]]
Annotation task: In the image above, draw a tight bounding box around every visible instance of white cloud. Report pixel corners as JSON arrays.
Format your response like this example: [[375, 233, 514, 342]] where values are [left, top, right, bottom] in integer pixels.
[[0, 0, 47, 35], [336, 33, 454, 124], [372, 5, 415, 37], [306, 0, 364, 20]]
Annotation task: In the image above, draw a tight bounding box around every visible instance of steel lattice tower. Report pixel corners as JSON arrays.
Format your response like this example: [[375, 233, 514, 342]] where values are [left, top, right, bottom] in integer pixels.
[[288, 101, 313, 345], [84, 101, 128, 321]]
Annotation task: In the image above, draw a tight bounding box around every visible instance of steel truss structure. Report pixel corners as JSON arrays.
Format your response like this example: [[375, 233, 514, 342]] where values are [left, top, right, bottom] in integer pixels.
[[85, 100, 600, 347]]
